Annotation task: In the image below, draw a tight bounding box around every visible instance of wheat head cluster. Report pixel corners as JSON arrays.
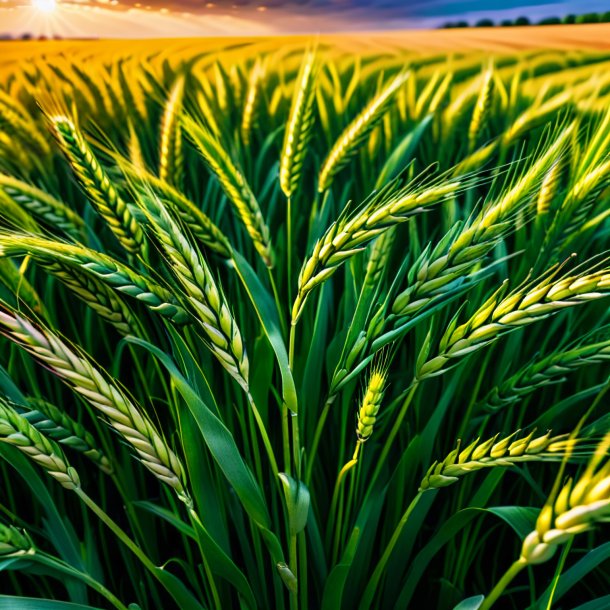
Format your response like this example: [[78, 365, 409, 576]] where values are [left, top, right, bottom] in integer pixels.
[[1, 40, 610, 610]]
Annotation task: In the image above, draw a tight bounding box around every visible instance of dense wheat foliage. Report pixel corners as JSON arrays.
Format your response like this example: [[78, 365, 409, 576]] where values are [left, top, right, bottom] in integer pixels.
[[2, 39, 610, 610]]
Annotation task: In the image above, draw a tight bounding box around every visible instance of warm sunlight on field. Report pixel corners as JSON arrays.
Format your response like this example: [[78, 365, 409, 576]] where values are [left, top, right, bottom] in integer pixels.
[[1, 23, 610, 78], [4, 22, 610, 610]]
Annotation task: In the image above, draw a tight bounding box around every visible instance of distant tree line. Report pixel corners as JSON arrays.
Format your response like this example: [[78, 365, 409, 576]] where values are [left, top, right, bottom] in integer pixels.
[[441, 12, 610, 28]]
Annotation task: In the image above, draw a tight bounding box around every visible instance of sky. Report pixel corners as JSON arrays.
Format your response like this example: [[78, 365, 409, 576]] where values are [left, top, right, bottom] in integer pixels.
[[1, 0, 609, 38]]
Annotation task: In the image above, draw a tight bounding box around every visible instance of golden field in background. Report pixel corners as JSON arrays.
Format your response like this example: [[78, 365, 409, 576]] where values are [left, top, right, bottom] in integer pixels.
[[2, 23, 610, 76]]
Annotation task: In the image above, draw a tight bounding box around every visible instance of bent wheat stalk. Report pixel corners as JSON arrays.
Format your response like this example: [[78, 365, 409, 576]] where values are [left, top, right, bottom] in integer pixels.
[[417, 267, 610, 380], [0, 173, 86, 239], [331, 125, 575, 389], [318, 70, 409, 192], [21, 396, 112, 473], [50, 115, 145, 254], [182, 116, 274, 267], [0, 396, 81, 490], [120, 161, 232, 258], [143, 195, 250, 390], [0, 309, 190, 505], [280, 50, 317, 199], [0, 234, 189, 324], [482, 331, 610, 411], [39, 258, 138, 335], [293, 175, 463, 322], [419, 430, 590, 491]]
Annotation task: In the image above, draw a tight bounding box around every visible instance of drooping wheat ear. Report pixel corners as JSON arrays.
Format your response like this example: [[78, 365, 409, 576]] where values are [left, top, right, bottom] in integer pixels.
[[419, 430, 588, 491], [241, 58, 266, 147], [0, 234, 189, 325], [159, 75, 185, 189], [50, 115, 145, 254], [20, 396, 112, 474], [468, 65, 494, 153], [356, 365, 388, 442], [330, 123, 575, 392], [280, 50, 317, 198], [0, 99, 50, 156], [482, 332, 610, 412], [120, 162, 232, 258], [318, 70, 409, 193], [38, 259, 137, 335], [0, 258, 45, 315], [292, 174, 463, 322], [502, 90, 571, 146], [182, 116, 274, 267], [417, 267, 610, 380], [0, 397, 81, 490], [144, 196, 250, 390], [0, 174, 85, 239], [520, 443, 610, 566], [0, 522, 33, 558], [0, 310, 190, 504]]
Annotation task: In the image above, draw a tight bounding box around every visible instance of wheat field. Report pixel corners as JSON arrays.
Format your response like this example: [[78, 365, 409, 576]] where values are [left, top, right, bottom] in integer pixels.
[[2, 34, 610, 610]]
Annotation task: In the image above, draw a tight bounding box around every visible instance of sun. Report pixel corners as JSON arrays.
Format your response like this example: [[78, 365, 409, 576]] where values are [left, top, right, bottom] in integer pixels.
[[32, 0, 57, 13]]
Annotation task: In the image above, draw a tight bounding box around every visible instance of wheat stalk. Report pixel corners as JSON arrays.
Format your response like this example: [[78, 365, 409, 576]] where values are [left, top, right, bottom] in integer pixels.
[[329, 124, 575, 390], [0, 396, 81, 490], [182, 116, 274, 267], [522, 450, 610, 565], [120, 162, 232, 258], [0, 522, 33, 558], [292, 175, 463, 322], [143, 195, 250, 390], [38, 258, 138, 335], [318, 70, 409, 192], [241, 58, 265, 147], [19, 396, 112, 473], [480, 438, 610, 610], [468, 65, 494, 153], [356, 365, 388, 442], [482, 332, 610, 411], [0, 173, 85, 239], [0, 309, 190, 504], [280, 50, 317, 198], [0, 234, 189, 325], [50, 115, 145, 254], [417, 267, 610, 380], [419, 430, 588, 491], [159, 76, 185, 188]]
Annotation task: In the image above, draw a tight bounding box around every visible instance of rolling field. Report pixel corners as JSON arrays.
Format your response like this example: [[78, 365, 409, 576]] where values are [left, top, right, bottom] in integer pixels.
[[2, 25, 610, 610]]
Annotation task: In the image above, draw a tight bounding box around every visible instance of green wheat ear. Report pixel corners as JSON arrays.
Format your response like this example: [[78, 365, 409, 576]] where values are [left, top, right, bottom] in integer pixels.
[[280, 49, 318, 199], [50, 115, 145, 255], [0, 396, 81, 490], [0, 522, 33, 558], [419, 430, 592, 491]]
